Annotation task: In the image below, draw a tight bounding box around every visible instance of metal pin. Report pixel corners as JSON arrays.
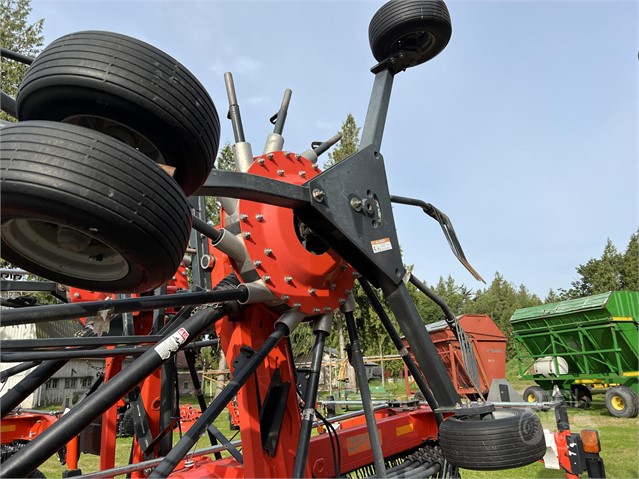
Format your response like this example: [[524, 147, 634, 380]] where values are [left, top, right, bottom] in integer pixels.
[[329, 283, 336, 291], [312, 164, 320, 171], [298, 171, 306, 178], [308, 288, 316, 295], [256, 214, 264, 222], [243, 231, 251, 239], [240, 214, 248, 222], [324, 306, 332, 313], [254, 260, 262, 267], [267, 153, 274, 160], [263, 275, 271, 283], [313, 308, 321, 314], [264, 248, 273, 256], [294, 302, 302, 310], [277, 169, 285, 176], [339, 298, 346, 305], [282, 295, 290, 302], [285, 276, 293, 284], [73, 292, 80, 299], [312, 189, 325, 202], [258, 158, 265, 165]]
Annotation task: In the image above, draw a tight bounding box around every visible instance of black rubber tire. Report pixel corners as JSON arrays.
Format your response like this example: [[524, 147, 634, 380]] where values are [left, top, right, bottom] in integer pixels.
[[118, 408, 135, 437], [438, 408, 546, 470], [369, 0, 452, 67], [572, 384, 592, 409], [0, 121, 192, 293], [17, 30, 220, 196], [1, 443, 47, 478], [605, 386, 638, 418], [523, 385, 549, 403]]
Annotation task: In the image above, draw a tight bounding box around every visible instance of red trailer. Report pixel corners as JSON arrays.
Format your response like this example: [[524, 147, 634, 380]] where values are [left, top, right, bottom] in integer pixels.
[[405, 314, 507, 398]]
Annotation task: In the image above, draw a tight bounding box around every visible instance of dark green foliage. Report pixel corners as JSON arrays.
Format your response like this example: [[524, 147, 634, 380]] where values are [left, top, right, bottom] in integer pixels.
[[559, 230, 638, 299], [324, 113, 360, 167], [205, 142, 236, 224], [1, 0, 44, 122]]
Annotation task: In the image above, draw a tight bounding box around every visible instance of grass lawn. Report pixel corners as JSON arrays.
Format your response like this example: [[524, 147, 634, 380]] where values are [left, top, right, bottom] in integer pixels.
[[33, 363, 639, 478]]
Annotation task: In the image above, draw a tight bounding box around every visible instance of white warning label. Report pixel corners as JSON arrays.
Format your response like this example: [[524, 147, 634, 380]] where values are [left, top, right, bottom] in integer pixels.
[[371, 238, 392, 253], [154, 328, 189, 360]]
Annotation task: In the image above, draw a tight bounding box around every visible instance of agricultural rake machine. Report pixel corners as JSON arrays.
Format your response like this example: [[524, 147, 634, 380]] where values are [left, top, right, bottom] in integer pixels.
[[0, 1, 605, 477]]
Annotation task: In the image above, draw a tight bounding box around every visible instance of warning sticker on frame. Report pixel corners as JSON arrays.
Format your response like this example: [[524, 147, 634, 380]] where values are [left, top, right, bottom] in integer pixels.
[[371, 238, 392, 253], [155, 328, 189, 360]]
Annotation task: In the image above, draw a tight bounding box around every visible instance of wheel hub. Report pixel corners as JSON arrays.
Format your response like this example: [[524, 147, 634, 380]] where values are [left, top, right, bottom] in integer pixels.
[[2, 219, 129, 281], [611, 396, 625, 411]]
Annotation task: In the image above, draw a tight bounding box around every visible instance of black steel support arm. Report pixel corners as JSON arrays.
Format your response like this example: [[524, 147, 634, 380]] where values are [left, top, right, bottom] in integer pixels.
[[0, 288, 247, 326]]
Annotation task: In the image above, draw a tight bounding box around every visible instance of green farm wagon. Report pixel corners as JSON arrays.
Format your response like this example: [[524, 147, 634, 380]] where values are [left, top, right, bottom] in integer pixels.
[[511, 291, 638, 418]]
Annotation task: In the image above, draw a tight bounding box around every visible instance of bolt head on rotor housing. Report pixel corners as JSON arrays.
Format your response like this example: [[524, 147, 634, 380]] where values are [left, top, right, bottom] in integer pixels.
[[231, 150, 355, 315]]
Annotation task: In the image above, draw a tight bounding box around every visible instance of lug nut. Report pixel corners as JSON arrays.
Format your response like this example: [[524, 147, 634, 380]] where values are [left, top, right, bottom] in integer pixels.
[[263, 275, 271, 283], [243, 231, 251, 239], [264, 248, 273, 256], [258, 158, 265, 165], [256, 214, 264, 222], [285, 276, 293, 284], [277, 169, 285, 176], [254, 260, 262, 267], [240, 214, 248, 222]]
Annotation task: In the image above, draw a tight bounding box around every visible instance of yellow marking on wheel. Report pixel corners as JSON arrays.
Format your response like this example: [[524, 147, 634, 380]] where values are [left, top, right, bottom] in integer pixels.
[[611, 395, 625, 411]]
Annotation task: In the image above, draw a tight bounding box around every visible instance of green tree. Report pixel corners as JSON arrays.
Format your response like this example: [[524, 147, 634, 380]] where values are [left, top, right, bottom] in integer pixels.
[[620, 231, 638, 291], [564, 238, 624, 298], [324, 113, 360, 167], [204, 142, 236, 225], [465, 272, 541, 358], [0, 0, 44, 122]]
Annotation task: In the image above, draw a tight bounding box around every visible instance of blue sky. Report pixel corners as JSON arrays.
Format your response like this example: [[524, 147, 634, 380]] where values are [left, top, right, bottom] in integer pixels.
[[29, 0, 638, 298]]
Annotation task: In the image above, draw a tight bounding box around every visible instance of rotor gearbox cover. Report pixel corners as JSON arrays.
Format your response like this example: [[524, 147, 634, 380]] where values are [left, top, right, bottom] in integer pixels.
[[237, 151, 355, 315]]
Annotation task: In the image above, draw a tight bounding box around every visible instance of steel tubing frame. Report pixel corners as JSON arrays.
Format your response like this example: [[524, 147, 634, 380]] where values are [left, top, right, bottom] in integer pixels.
[[0, 303, 232, 478]]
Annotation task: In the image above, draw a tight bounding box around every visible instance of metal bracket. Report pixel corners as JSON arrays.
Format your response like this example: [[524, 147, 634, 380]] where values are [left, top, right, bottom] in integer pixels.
[[232, 346, 256, 375]]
